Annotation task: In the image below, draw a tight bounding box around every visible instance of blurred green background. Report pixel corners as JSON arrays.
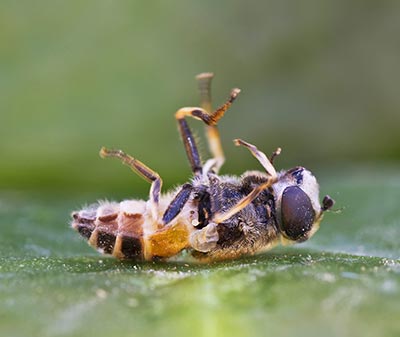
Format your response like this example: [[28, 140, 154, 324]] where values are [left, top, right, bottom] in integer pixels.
[[1, 0, 399, 195], [1, 2, 400, 337]]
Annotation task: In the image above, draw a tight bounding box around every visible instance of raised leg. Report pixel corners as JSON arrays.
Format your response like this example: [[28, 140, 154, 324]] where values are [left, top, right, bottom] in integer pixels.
[[211, 139, 279, 224], [212, 179, 273, 224], [100, 147, 162, 220], [175, 82, 240, 175], [196, 73, 223, 173], [175, 89, 240, 127], [176, 117, 203, 176], [162, 183, 193, 224], [233, 139, 278, 178]]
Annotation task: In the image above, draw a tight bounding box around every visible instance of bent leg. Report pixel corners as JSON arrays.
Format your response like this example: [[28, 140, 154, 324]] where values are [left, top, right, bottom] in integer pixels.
[[100, 147, 162, 220], [211, 139, 279, 224], [175, 86, 240, 174], [162, 183, 193, 225], [233, 139, 278, 178], [196, 73, 223, 173]]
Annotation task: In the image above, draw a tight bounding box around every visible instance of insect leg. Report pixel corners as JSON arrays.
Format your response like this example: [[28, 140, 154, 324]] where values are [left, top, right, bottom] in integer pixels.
[[233, 139, 278, 179], [176, 115, 203, 175], [100, 147, 162, 220], [175, 89, 241, 127], [211, 139, 279, 224], [175, 86, 241, 174], [196, 73, 214, 113], [212, 179, 274, 224], [196, 73, 223, 173], [191, 173, 275, 250], [162, 183, 193, 224]]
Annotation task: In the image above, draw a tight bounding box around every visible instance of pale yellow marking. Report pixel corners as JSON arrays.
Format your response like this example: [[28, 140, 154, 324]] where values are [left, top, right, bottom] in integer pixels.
[[112, 235, 124, 259], [88, 229, 99, 248], [206, 126, 224, 173], [175, 107, 207, 120]]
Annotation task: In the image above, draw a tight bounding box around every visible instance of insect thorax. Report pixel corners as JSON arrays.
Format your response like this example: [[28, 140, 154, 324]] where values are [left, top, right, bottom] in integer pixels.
[[190, 171, 280, 260]]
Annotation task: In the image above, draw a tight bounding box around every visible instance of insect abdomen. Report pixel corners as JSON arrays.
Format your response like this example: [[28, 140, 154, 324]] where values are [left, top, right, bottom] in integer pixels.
[[71, 204, 146, 260]]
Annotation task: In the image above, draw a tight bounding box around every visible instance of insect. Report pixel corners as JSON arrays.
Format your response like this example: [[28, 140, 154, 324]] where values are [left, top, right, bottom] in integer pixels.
[[71, 73, 334, 262]]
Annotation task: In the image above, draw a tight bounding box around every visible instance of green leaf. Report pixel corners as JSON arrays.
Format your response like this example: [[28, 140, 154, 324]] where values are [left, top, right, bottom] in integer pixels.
[[1, 170, 399, 337]]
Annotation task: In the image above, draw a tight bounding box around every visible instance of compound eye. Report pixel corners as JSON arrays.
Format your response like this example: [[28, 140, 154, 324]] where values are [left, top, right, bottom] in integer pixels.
[[281, 186, 315, 241]]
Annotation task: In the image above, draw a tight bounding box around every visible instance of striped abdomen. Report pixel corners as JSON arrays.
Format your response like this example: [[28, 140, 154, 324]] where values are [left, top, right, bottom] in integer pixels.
[[71, 200, 190, 260], [71, 202, 146, 259]]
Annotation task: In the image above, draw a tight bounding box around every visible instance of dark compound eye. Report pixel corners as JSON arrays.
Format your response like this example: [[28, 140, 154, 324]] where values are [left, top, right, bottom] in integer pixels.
[[281, 186, 315, 241]]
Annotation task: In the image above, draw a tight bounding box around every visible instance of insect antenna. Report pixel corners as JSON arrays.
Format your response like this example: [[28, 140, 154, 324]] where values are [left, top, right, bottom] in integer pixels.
[[321, 195, 335, 212], [270, 147, 282, 165]]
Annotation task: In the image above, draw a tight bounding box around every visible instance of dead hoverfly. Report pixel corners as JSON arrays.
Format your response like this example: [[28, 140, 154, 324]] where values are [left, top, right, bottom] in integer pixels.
[[71, 73, 334, 262]]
